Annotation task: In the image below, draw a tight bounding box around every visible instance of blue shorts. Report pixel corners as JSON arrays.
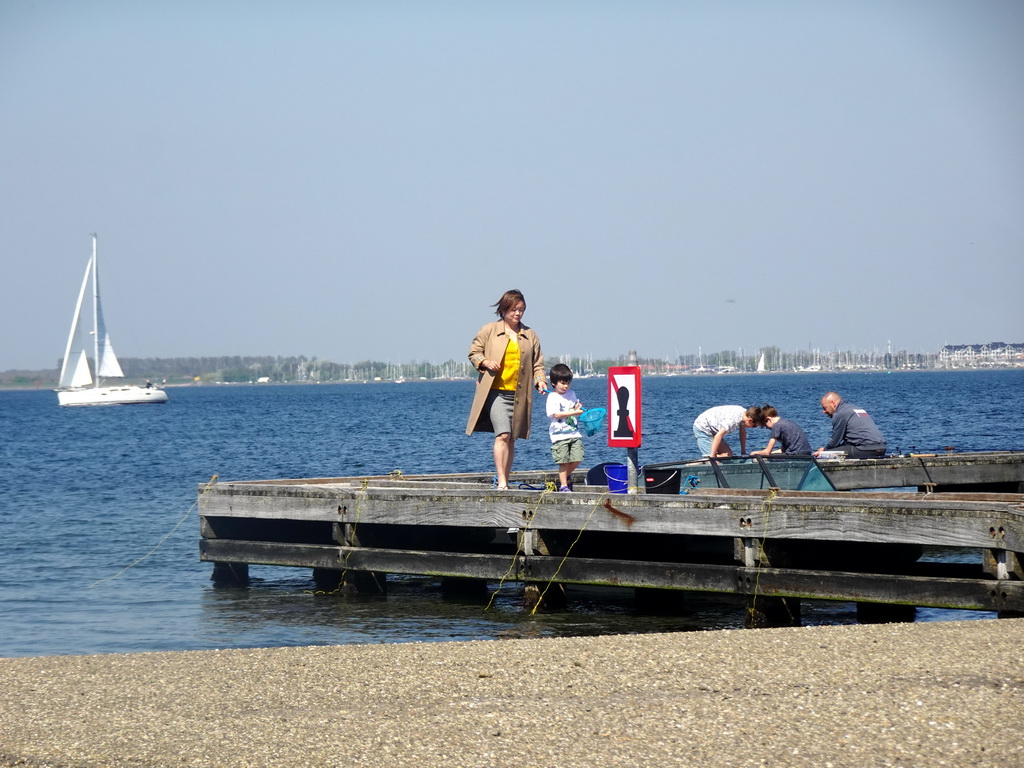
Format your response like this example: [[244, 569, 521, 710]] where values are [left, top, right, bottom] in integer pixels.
[[694, 423, 715, 457]]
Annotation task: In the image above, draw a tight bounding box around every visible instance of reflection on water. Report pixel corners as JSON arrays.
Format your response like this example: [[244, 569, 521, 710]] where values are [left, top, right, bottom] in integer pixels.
[[201, 571, 984, 652]]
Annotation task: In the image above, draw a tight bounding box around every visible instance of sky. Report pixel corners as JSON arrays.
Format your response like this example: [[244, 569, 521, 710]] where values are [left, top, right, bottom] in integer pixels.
[[2, 1, 1022, 371]]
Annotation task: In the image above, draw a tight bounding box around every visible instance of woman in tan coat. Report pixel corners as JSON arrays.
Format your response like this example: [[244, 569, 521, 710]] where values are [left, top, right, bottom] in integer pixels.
[[466, 289, 547, 489]]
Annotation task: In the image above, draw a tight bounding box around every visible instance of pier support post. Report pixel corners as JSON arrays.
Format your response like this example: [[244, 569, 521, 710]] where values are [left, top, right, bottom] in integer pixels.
[[747, 596, 802, 628], [634, 587, 688, 613], [310, 567, 348, 593], [311, 567, 387, 595], [312, 568, 345, 592], [211, 561, 249, 586], [351, 570, 388, 596], [983, 549, 1023, 619], [983, 549, 1024, 581], [316, 522, 389, 596], [520, 529, 566, 611], [441, 577, 489, 600], [856, 602, 916, 624], [737, 537, 801, 628]]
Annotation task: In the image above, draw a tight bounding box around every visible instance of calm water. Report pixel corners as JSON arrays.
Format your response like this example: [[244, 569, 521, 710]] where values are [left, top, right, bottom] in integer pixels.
[[1, 370, 1020, 657]]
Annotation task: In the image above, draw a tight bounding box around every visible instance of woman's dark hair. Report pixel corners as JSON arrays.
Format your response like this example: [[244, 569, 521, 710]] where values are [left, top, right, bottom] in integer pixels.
[[549, 363, 573, 384], [493, 289, 526, 318]]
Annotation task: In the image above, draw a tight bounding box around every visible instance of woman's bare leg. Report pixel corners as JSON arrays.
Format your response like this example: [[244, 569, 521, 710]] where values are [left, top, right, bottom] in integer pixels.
[[493, 433, 514, 487]]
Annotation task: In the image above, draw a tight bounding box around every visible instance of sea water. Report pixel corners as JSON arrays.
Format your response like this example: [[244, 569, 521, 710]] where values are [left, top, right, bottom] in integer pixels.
[[0, 369, 1020, 657]]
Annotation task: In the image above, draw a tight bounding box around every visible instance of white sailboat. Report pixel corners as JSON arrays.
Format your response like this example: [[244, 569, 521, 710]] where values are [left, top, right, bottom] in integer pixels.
[[56, 235, 168, 406], [756, 352, 767, 373]]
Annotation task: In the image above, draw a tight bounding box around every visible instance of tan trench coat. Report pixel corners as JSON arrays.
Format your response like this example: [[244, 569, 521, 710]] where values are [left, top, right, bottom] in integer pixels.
[[465, 320, 545, 439]]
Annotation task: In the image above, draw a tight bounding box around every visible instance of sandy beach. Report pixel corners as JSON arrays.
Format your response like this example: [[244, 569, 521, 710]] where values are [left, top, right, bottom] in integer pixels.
[[1, 618, 1022, 767]]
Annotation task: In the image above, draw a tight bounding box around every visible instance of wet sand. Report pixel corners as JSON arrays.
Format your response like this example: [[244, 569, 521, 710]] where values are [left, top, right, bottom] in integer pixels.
[[1, 619, 1022, 767]]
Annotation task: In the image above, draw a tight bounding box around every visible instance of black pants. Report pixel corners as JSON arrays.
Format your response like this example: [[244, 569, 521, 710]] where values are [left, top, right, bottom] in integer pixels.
[[838, 444, 886, 459]]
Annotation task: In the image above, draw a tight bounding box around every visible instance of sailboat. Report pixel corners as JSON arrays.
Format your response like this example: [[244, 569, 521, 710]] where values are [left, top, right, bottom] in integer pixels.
[[756, 352, 767, 373], [56, 235, 168, 406]]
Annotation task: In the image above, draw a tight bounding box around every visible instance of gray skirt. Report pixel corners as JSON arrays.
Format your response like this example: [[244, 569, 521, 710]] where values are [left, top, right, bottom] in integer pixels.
[[485, 390, 515, 436]]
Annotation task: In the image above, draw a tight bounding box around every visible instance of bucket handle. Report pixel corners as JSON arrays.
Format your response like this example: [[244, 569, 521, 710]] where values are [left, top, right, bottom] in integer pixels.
[[643, 470, 678, 490]]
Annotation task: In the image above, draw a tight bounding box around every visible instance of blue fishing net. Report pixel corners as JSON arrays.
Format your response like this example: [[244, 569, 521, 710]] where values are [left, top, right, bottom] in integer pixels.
[[578, 407, 607, 436]]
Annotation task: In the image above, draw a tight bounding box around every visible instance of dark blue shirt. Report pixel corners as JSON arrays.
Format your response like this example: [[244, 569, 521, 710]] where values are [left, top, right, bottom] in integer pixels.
[[771, 418, 812, 454]]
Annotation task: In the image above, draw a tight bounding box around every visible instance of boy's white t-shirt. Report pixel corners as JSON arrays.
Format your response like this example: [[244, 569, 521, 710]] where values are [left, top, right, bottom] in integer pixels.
[[546, 388, 583, 443]]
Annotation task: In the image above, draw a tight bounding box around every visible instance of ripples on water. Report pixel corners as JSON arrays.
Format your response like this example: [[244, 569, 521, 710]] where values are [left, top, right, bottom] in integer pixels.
[[0, 370, 1020, 656]]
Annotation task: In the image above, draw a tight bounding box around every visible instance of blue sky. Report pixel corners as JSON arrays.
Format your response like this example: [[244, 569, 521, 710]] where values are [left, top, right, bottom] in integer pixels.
[[2, 1, 1021, 370]]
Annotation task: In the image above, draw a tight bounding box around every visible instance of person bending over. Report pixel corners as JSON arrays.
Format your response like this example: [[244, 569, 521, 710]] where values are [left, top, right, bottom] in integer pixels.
[[692, 405, 764, 458]]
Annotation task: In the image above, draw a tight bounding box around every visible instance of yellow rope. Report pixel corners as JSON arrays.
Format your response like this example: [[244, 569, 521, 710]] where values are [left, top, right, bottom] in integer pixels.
[[484, 543, 524, 611], [484, 483, 554, 610], [340, 477, 368, 576], [308, 477, 368, 596], [746, 487, 777, 622], [529, 490, 610, 615], [89, 474, 219, 589], [484, 484, 615, 613]]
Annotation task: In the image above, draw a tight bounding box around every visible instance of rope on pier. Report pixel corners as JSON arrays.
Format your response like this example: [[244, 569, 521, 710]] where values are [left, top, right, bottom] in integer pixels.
[[482, 484, 616, 613], [528, 490, 610, 615], [307, 477, 369, 595], [745, 488, 790, 623], [88, 474, 220, 589], [484, 483, 556, 610]]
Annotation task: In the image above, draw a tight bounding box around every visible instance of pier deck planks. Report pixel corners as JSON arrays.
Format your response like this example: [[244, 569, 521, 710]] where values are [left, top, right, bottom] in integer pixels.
[[197, 451, 1024, 614]]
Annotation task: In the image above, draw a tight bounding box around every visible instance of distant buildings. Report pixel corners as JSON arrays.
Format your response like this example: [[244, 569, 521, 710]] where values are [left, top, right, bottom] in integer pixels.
[[938, 342, 1024, 368]]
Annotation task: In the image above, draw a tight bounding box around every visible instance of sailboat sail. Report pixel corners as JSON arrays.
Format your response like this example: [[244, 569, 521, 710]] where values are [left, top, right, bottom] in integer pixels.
[[756, 352, 766, 373], [93, 256, 124, 379], [58, 235, 125, 388], [58, 256, 94, 389], [97, 331, 124, 377], [68, 350, 93, 388]]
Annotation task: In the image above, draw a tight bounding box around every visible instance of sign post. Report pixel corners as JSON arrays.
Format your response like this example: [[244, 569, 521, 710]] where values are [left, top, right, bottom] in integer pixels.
[[607, 363, 642, 493]]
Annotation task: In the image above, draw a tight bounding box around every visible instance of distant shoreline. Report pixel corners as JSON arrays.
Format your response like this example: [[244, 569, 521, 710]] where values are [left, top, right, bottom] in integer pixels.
[[2, 365, 1022, 393]]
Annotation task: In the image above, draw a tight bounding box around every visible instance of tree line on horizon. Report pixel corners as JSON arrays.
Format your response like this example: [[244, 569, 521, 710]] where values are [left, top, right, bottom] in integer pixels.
[[4, 343, 1012, 388]]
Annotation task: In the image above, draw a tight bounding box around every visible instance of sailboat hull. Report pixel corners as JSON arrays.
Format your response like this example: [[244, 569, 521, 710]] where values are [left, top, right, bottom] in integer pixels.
[[57, 385, 169, 406]]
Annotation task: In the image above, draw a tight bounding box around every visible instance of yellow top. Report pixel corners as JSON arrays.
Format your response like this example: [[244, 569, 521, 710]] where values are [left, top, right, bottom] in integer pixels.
[[494, 332, 520, 391]]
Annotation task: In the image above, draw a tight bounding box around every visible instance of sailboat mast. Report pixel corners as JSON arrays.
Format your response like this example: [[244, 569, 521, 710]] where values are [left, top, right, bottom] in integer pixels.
[[91, 234, 100, 388]]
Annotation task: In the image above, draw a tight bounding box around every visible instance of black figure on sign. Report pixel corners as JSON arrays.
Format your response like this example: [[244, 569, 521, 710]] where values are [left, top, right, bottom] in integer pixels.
[[613, 384, 633, 438]]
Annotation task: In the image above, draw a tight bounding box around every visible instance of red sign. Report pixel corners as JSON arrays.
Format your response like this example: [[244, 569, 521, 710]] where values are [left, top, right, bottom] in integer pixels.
[[607, 366, 642, 447]]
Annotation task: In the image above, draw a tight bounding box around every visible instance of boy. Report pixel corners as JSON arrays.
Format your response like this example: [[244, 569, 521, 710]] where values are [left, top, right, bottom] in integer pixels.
[[750, 405, 812, 455], [546, 363, 584, 492]]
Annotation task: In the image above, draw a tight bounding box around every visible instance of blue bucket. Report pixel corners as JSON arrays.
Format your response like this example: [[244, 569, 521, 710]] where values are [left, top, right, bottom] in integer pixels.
[[605, 464, 628, 494]]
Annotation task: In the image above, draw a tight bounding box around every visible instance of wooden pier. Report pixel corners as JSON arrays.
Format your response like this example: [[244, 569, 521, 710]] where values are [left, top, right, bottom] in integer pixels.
[[198, 451, 1024, 625]]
